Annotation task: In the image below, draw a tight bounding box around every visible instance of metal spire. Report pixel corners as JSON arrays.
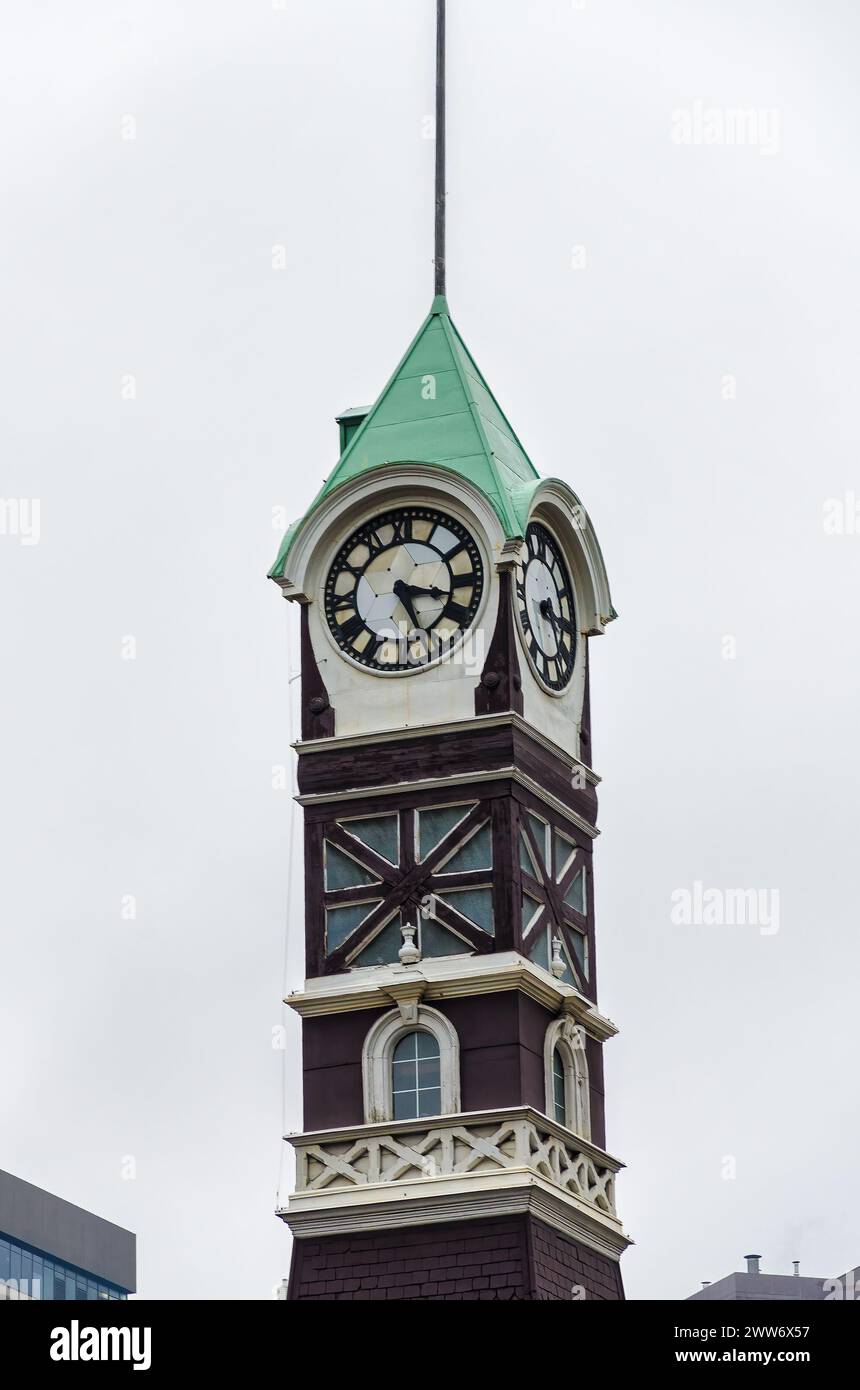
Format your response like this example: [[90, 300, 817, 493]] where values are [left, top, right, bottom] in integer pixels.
[[434, 0, 446, 298]]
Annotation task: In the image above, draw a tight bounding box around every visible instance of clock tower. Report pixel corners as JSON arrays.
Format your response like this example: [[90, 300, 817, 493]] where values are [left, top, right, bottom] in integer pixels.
[[271, 3, 628, 1302]]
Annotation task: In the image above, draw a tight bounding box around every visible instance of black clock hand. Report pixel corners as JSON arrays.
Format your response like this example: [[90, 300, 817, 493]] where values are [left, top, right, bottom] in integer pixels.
[[539, 597, 560, 629], [403, 584, 446, 600], [392, 579, 421, 628]]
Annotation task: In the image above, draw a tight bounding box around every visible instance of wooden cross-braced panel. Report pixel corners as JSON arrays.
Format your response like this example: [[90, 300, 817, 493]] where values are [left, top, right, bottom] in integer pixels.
[[311, 799, 500, 974]]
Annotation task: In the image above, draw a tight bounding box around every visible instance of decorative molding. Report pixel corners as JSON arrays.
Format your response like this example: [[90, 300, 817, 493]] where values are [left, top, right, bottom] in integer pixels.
[[279, 1177, 630, 1261], [293, 710, 601, 790], [544, 1017, 591, 1141], [280, 1107, 628, 1259], [285, 951, 619, 1041], [382, 979, 427, 1023], [361, 1005, 460, 1123], [297, 768, 600, 841], [526, 480, 616, 636], [276, 465, 509, 605]]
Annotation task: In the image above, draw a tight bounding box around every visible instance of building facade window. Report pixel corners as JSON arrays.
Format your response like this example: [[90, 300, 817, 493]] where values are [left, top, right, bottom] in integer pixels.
[[391, 1031, 442, 1119], [551, 1047, 566, 1125], [0, 1233, 127, 1300], [544, 1017, 591, 1139], [362, 1005, 460, 1123]]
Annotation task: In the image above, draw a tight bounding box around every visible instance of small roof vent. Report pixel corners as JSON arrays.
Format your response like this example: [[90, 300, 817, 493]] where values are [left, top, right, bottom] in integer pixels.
[[336, 406, 369, 456]]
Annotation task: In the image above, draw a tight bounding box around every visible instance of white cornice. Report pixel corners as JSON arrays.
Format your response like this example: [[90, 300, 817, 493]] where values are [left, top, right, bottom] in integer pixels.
[[284, 951, 619, 1041], [278, 1173, 631, 1262], [297, 767, 599, 839], [294, 710, 601, 789]]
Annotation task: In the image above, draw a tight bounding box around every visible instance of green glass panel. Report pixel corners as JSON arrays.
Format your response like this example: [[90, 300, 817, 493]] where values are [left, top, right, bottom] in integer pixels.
[[351, 916, 402, 966], [526, 926, 550, 972], [522, 893, 542, 932], [526, 813, 549, 868], [393, 1089, 418, 1120], [325, 901, 380, 952], [437, 889, 494, 935], [421, 917, 471, 958], [439, 822, 492, 873], [564, 868, 586, 913], [324, 842, 379, 891], [417, 1087, 442, 1118], [519, 831, 538, 878], [570, 928, 588, 978], [416, 1031, 439, 1060], [419, 805, 472, 860], [553, 830, 576, 881], [344, 815, 399, 864]]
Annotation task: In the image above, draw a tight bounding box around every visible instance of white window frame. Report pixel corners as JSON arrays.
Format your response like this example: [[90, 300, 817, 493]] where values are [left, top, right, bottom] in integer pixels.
[[544, 1017, 591, 1140], [362, 1005, 460, 1124]]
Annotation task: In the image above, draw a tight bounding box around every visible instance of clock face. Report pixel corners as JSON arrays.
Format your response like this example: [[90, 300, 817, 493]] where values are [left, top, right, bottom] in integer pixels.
[[324, 506, 484, 672], [515, 522, 576, 691]]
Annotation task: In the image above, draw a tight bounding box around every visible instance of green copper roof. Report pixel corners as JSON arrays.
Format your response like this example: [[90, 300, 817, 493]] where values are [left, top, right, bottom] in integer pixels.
[[268, 296, 541, 579]]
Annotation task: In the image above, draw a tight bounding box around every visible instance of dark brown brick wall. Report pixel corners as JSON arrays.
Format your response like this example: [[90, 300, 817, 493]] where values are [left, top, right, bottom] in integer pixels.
[[288, 1214, 623, 1301], [528, 1217, 625, 1301]]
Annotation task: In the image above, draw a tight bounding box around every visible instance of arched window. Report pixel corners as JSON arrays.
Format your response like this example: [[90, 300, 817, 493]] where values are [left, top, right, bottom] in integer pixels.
[[551, 1046, 566, 1125], [392, 1031, 441, 1120], [544, 1017, 591, 1139], [362, 1006, 460, 1123]]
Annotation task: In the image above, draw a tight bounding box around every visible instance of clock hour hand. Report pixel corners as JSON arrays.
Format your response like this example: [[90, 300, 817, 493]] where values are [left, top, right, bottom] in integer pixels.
[[539, 598, 560, 629], [402, 584, 446, 600], [392, 579, 421, 629]]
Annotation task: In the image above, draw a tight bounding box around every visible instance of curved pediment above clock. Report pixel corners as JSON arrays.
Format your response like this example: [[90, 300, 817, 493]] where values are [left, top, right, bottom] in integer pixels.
[[272, 463, 511, 602], [523, 478, 616, 638]]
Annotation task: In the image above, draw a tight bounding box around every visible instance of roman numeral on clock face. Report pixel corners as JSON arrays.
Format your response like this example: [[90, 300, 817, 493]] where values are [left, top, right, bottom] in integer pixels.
[[337, 613, 365, 643]]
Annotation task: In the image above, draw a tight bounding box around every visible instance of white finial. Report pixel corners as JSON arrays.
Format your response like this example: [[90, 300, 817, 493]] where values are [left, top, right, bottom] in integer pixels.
[[550, 935, 566, 979], [399, 921, 421, 966]]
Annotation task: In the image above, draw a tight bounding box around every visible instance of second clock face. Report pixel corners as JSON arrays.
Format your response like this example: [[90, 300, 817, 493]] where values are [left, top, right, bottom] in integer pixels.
[[515, 522, 577, 691], [324, 506, 484, 671]]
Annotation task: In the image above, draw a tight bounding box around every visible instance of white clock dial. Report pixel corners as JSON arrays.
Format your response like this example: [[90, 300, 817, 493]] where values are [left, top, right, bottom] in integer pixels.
[[324, 506, 483, 671], [515, 522, 576, 691]]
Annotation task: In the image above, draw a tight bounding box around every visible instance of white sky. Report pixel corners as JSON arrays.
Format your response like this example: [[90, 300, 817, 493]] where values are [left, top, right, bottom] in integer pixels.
[[2, 0, 859, 1300]]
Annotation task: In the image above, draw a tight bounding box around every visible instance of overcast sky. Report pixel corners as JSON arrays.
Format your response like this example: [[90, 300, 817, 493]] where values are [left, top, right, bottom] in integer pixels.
[[2, 0, 859, 1301]]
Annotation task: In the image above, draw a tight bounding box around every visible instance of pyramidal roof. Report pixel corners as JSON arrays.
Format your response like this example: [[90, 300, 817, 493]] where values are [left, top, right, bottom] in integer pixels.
[[268, 296, 541, 579]]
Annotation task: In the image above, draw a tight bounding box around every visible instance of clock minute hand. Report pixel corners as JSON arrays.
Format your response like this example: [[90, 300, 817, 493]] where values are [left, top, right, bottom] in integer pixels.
[[392, 579, 421, 628]]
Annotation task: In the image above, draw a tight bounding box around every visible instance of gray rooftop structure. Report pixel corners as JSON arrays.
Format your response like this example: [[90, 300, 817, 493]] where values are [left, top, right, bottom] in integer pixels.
[[0, 1169, 136, 1294], [687, 1254, 847, 1302]]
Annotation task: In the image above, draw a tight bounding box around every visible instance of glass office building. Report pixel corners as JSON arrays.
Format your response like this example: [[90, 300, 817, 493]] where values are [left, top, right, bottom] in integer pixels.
[[0, 1169, 135, 1301], [0, 1233, 127, 1300]]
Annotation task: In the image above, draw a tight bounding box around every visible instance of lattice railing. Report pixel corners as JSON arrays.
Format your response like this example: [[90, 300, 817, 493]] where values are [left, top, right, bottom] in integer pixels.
[[290, 1108, 618, 1217]]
